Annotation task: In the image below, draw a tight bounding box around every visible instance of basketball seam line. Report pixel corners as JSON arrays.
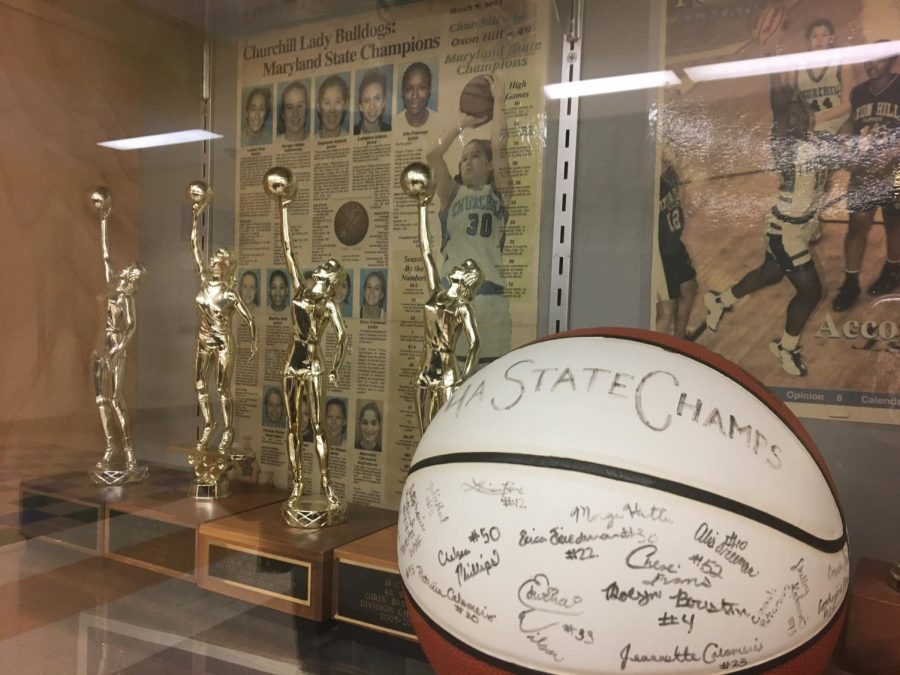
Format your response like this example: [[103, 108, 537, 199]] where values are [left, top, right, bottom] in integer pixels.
[[408, 452, 847, 553], [405, 590, 550, 675], [532, 331, 848, 524]]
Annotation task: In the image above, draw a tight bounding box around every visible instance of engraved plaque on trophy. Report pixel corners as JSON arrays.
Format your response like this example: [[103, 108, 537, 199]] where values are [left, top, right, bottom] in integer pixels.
[[198, 502, 397, 619], [104, 478, 285, 579], [206, 543, 312, 605], [333, 525, 416, 640], [106, 508, 196, 576]]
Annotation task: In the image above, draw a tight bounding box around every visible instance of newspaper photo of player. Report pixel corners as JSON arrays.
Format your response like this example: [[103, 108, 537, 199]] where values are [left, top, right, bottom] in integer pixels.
[[831, 45, 900, 311], [655, 151, 698, 340], [657, 0, 900, 423], [232, 2, 549, 503], [704, 73, 838, 376], [427, 74, 511, 366]]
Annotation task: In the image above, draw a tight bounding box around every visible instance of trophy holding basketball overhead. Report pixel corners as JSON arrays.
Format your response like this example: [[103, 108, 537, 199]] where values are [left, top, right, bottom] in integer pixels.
[[88, 187, 149, 486], [400, 161, 482, 433], [263, 166, 349, 529], [186, 180, 258, 499]]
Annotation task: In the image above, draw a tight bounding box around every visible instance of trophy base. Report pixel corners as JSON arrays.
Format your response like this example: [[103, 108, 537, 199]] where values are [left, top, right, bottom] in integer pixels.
[[334, 525, 417, 640], [281, 495, 348, 529], [198, 502, 396, 620], [188, 450, 234, 500], [89, 464, 150, 486], [190, 476, 231, 500]]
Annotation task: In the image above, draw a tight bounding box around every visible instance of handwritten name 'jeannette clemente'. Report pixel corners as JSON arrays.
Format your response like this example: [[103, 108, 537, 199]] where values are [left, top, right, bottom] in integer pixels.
[[444, 358, 783, 469], [618, 639, 764, 670]]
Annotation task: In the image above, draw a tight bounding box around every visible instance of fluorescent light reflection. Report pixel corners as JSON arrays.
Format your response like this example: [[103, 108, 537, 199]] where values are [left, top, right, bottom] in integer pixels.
[[544, 70, 681, 99], [98, 129, 223, 150], [686, 40, 900, 82]]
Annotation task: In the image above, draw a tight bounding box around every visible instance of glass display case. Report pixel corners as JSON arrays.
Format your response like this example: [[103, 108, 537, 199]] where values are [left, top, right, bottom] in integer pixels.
[[1, 0, 898, 672]]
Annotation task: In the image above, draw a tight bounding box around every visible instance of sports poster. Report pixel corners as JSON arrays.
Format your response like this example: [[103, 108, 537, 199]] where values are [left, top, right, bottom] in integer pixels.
[[654, 0, 900, 424], [230, 0, 549, 506]]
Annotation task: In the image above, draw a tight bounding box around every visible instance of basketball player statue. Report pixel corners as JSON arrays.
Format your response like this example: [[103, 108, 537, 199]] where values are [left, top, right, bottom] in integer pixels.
[[401, 162, 482, 433], [263, 167, 349, 528], [88, 187, 149, 486], [188, 180, 258, 499]]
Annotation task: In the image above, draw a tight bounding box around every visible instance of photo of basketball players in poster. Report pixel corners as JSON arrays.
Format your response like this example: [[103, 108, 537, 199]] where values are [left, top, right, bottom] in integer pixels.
[[655, 153, 698, 340], [657, 0, 900, 423]]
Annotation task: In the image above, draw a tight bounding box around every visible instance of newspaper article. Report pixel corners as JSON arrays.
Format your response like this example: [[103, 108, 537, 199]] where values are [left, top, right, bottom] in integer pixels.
[[232, 0, 549, 506], [654, 0, 900, 424]]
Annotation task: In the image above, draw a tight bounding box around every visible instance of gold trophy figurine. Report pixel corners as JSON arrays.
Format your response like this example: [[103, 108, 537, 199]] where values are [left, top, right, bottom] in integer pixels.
[[187, 181, 258, 499], [400, 162, 483, 434], [263, 167, 349, 528], [88, 187, 149, 486]]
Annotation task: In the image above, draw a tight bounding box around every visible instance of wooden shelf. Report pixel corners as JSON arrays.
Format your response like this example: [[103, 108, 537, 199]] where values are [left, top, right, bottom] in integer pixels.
[[19, 465, 192, 556], [838, 557, 900, 674], [105, 478, 288, 579], [198, 502, 397, 621]]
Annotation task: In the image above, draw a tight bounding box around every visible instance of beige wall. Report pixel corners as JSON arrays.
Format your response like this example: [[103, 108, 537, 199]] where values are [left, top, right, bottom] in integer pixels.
[[0, 0, 201, 427]]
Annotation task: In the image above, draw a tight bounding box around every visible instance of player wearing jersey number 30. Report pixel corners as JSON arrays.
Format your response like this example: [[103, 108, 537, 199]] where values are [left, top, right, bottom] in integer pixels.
[[794, 19, 856, 134], [427, 74, 512, 366]]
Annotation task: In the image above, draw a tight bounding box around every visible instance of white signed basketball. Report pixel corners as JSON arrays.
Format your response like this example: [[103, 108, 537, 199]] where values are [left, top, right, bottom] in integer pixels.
[[398, 328, 849, 674]]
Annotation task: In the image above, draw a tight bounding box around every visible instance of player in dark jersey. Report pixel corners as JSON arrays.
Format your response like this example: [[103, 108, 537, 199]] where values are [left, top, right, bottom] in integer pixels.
[[656, 158, 697, 339], [705, 77, 828, 376], [832, 49, 900, 310]]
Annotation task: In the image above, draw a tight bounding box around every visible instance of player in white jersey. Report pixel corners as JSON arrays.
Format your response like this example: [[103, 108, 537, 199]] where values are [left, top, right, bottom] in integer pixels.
[[789, 19, 859, 243], [440, 173, 505, 287], [794, 19, 857, 134], [428, 75, 511, 365], [705, 81, 830, 377], [797, 65, 846, 134]]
